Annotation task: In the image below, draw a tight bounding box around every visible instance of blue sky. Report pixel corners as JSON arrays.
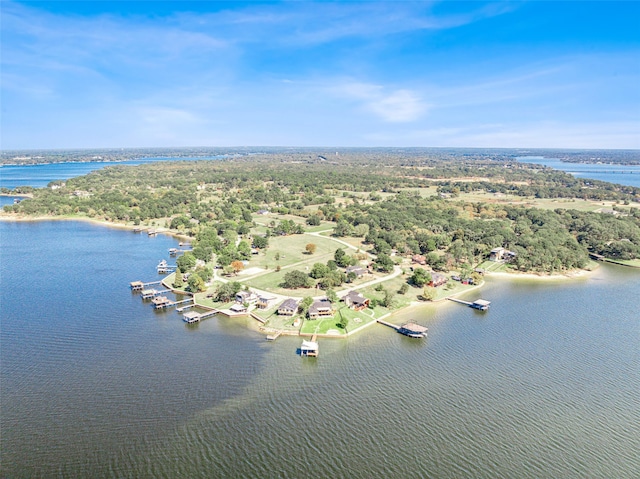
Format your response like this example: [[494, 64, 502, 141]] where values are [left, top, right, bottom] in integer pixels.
[[1, 1, 639, 149]]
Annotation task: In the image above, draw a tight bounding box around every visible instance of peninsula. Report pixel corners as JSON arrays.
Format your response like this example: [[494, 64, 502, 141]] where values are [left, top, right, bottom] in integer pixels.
[[3, 151, 640, 337]]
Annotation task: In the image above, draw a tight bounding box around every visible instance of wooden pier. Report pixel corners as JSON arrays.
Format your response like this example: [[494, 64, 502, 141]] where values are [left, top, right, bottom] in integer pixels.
[[169, 248, 192, 255], [266, 330, 283, 341], [141, 288, 170, 299], [377, 319, 428, 338], [152, 296, 193, 310], [377, 319, 400, 331], [447, 297, 491, 311], [181, 309, 218, 323], [130, 280, 162, 291]]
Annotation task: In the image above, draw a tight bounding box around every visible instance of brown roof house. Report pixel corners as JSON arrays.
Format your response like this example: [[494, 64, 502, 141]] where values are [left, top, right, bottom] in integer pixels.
[[308, 299, 334, 319], [428, 273, 448, 287], [342, 291, 370, 311], [412, 254, 427, 265]]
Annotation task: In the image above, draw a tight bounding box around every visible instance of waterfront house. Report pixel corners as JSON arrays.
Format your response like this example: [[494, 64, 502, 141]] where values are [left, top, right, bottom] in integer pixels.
[[428, 273, 448, 287], [236, 291, 258, 305], [308, 299, 334, 319], [229, 303, 248, 313], [342, 291, 370, 311], [277, 298, 299, 316], [256, 295, 276, 309], [489, 247, 505, 261]]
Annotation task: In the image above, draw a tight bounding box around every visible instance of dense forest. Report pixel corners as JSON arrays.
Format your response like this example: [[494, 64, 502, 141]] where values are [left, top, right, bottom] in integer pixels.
[[3, 153, 640, 273]]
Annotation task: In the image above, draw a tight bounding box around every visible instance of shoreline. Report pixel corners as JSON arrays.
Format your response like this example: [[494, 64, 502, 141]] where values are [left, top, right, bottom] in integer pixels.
[[3, 213, 633, 340], [0, 213, 193, 242]]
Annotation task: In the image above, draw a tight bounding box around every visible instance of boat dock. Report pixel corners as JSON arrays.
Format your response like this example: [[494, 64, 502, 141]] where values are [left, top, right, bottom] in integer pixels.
[[181, 309, 218, 323], [130, 280, 162, 291], [152, 296, 193, 310], [377, 319, 428, 338], [266, 330, 283, 341], [447, 297, 491, 311], [300, 337, 319, 357], [157, 260, 177, 273], [141, 288, 170, 299], [169, 248, 192, 255], [377, 319, 400, 331]]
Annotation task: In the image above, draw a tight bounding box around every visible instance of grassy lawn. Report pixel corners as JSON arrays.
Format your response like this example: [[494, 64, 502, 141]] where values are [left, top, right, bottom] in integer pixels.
[[477, 260, 510, 273], [243, 270, 321, 297], [245, 233, 347, 270], [452, 190, 639, 212], [605, 258, 640, 268], [299, 304, 391, 336], [261, 310, 301, 331]]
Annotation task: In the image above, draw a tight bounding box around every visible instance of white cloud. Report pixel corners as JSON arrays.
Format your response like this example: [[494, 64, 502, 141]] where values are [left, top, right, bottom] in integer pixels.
[[332, 81, 428, 122]]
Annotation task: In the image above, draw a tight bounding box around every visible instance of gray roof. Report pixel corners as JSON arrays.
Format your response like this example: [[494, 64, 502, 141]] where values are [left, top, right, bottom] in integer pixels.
[[278, 298, 299, 311]]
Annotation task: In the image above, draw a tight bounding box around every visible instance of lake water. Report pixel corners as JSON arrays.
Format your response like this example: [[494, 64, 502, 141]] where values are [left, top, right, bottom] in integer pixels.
[[517, 156, 640, 188], [0, 156, 228, 190], [1, 220, 639, 478]]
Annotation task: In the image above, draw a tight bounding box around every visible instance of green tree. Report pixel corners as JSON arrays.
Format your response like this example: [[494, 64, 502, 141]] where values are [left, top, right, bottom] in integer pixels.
[[374, 253, 394, 273], [410, 268, 432, 287], [253, 235, 268, 249], [310, 263, 330, 279], [325, 288, 338, 304], [187, 273, 205, 293], [306, 215, 321, 226], [422, 287, 437, 301], [172, 272, 184, 289], [299, 296, 314, 316], [176, 252, 196, 272], [381, 288, 396, 308], [237, 240, 251, 260], [215, 282, 242, 302], [282, 270, 313, 289]]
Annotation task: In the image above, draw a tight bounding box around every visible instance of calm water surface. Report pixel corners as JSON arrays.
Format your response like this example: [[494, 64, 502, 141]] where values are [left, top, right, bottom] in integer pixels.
[[517, 156, 640, 188], [1, 221, 639, 478], [0, 156, 227, 189]]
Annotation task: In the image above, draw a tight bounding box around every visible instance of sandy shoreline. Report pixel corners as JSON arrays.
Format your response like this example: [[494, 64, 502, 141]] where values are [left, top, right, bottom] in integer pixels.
[[1, 213, 603, 281], [486, 268, 596, 281], [0, 214, 193, 241]]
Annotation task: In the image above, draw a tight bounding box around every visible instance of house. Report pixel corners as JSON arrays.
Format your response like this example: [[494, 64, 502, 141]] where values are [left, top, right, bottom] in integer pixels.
[[229, 303, 248, 313], [235, 291, 258, 305], [489, 247, 506, 261], [256, 295, 276, 309], [257, 209, 270, 215], [342, 291, 370, 311], [277, 298, 299, 316], [412, 254, 427, 265], [308, 299, 334, 319], [428, 273, 448, 287], [345, 265, 367, 278]]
